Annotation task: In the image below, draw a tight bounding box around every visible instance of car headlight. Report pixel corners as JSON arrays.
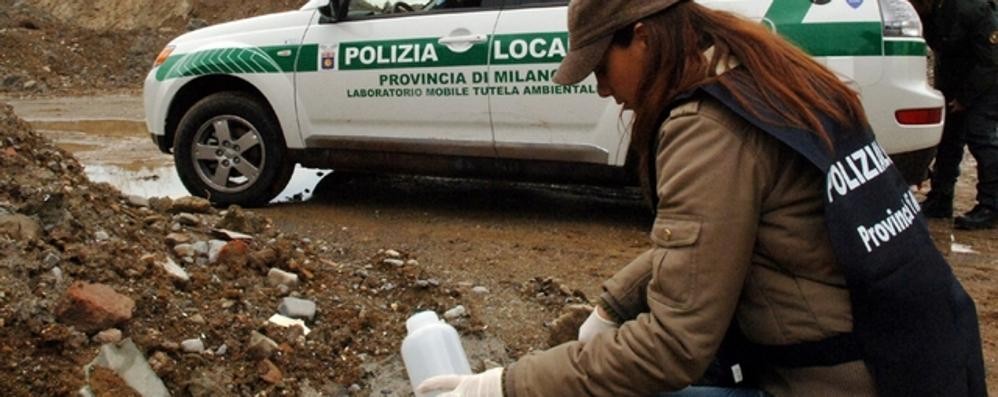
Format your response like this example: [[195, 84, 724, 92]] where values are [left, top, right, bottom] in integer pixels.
[[154, 45, 176, 67]]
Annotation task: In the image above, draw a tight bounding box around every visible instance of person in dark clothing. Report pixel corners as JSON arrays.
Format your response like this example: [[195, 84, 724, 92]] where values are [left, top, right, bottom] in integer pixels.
[[913, 0, 998, 229]]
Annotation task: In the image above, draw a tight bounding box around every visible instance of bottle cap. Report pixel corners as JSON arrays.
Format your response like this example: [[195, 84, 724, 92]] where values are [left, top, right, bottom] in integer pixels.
[[406, 311, 440, 333]]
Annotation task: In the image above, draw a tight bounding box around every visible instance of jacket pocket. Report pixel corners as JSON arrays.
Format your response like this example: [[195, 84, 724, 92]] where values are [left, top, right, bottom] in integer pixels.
[[648, 216, 703, 308]]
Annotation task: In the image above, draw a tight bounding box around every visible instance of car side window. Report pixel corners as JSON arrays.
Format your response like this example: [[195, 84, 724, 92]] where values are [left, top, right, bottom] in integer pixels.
[[348, 0, 485, 18], [504, 0, 566, 6]]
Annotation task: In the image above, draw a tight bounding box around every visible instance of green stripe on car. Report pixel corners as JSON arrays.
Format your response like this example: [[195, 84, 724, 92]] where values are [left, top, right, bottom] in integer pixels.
[[884, 41, 927, 56], [156, 44, 319, 81]]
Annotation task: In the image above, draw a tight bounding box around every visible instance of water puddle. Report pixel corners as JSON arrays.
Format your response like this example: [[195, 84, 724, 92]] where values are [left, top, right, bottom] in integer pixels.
[[30, 119, 327, 203], [84, 163, 328, 203]]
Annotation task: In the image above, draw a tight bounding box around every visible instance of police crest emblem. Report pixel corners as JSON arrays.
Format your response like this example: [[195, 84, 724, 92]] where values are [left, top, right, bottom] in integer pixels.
[[320, 45, 336, 70]]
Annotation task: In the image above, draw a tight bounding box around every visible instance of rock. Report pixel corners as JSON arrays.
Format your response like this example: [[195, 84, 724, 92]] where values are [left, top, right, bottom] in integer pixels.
[[249, 248, 280, 269], [125, 195, 149, 208], [171, 196, 213, 214], [185, 370, 226, 397], [176, 213, 200, 226], [88, 338, 170, 397], [95, 230, 110, 241], [187, 18, 209, 31], [383, 259, 405, 267], [215, 344, 228, 356], [247, 331, 279, 360], [472, 286, 490, 294], [181, 338, 205, 353], [147, 351, 175, 376], [444, 305, 467, 320], [192, 241, 211, 256], [165, 233, 191, 246], [159, 258, 190, 282], [148, 197, 173, 213], [93, 329, 123, 344], [52, 267, 64, 283], [206, 240, 227, 263], [23, 80, 37, 90], [56, 282, 135, 333], [267, 268, 299, 288], [384, 249, 401, 258], [278, 297, 317, 321], [0, 214, 42, 241], [268, 314, 311, 336], [173, 243, 196, 258], [216, 205, 268, 234], [258, 358, 283, 384], [405, 259, 419, 267], [349, 384, 362, 393], [215, 240, 249, 266], [44, 252, 61, 267], [189, 314, 206, 325]]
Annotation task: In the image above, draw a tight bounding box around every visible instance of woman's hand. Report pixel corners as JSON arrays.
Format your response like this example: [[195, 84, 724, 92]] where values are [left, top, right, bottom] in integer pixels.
[[417, 367, 504, 397], [578, 306, 618, 342]]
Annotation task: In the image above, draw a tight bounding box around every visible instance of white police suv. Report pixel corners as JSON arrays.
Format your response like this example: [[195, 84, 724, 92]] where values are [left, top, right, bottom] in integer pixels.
[[145, 0, 943, 206]]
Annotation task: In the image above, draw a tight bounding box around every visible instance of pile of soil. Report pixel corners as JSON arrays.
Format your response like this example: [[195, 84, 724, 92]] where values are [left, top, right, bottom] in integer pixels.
[[0, 102, 505, 395], [0, 0, 301, 96]]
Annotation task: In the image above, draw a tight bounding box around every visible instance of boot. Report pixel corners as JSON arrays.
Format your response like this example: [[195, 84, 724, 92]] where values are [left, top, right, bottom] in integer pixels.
[[955, 205, 998, 230], [920, 191, 953, 218]]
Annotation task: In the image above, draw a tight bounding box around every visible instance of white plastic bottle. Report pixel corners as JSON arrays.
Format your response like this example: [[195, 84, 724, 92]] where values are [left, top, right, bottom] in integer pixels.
[[401, 311, 473, 397]]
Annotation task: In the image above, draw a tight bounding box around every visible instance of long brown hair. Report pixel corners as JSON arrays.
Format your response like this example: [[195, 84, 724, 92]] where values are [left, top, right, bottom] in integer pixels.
[[623, 1, 867, 168]]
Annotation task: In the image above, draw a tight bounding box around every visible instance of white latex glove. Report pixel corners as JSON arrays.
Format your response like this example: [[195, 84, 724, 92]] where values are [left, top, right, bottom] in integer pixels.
[[578, 306, 618, 342], [416, 367, 504, 397]]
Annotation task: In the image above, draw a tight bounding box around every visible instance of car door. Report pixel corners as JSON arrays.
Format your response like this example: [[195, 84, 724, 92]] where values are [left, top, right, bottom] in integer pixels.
[[488, 0, 626, 166], [297, 0, 500, 158]]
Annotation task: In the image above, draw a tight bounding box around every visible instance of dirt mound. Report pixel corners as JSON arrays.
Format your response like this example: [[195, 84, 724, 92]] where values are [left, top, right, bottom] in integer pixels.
[[0, 0, 302, 96], [0, 102, 483, 395]]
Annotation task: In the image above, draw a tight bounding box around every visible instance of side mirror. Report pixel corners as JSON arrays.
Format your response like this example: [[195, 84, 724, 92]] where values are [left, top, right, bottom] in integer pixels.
[[320, 0, 349, 23]]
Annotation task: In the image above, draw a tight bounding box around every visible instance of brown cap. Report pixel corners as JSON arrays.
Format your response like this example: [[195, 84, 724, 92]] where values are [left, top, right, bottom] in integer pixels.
[[553, 0, 685, 85]]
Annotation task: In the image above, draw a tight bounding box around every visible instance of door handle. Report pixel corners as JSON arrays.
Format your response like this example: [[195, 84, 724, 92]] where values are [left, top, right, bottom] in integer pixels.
[[438, 34, 488, 45]]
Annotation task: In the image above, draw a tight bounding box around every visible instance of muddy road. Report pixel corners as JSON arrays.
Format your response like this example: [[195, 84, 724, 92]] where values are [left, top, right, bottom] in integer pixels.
[[4, 94, 997, 393]]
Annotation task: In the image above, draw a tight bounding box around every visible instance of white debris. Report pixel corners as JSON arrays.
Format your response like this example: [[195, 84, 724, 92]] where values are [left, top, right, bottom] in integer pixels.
[[471, 286, 490, 295], [268, 314, 312, 336], [267, 268, 299, 288], [383, 259, 405, 267], [181, 338, 205, 353], [444, 305, 467, 320], [207, 240, 227, 263], [159, 258, 190, 282], [951, 243, 978, 254], [385, 249, 401, 258], [212, 228, 254, 241]]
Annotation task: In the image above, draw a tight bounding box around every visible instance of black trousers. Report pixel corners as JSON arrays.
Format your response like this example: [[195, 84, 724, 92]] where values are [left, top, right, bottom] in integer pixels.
[[930, 93, 998, 209]]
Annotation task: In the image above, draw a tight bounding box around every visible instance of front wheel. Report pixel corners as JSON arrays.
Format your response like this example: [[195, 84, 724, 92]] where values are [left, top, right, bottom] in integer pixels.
[[173, 92, 294, 207]]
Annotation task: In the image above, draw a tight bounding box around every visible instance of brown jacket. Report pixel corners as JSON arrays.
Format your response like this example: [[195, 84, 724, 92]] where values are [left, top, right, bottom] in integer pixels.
[[503, 97, 877, 397]]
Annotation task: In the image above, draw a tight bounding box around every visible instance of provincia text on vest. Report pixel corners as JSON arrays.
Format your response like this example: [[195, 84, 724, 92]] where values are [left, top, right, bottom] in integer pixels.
[[855, 191, 922, 253]]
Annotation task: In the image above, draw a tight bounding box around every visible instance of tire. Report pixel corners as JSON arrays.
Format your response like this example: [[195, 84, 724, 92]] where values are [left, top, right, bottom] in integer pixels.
[[173, 92, 294, 207]]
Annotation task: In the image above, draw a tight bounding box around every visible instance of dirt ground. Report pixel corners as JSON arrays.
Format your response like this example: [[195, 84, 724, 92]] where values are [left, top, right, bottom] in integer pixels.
[[2, 94, 996, 396]]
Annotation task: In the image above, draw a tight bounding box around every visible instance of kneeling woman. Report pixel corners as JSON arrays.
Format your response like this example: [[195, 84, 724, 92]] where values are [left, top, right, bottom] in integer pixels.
[[419, 0, 987, 396]]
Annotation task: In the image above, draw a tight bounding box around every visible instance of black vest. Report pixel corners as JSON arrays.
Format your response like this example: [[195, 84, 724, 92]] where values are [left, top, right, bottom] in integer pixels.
[[682, 80, 987, 396]]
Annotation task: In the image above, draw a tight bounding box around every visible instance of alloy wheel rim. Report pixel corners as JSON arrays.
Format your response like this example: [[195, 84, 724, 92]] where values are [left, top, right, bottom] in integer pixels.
[[191, 115, 265, 193]]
